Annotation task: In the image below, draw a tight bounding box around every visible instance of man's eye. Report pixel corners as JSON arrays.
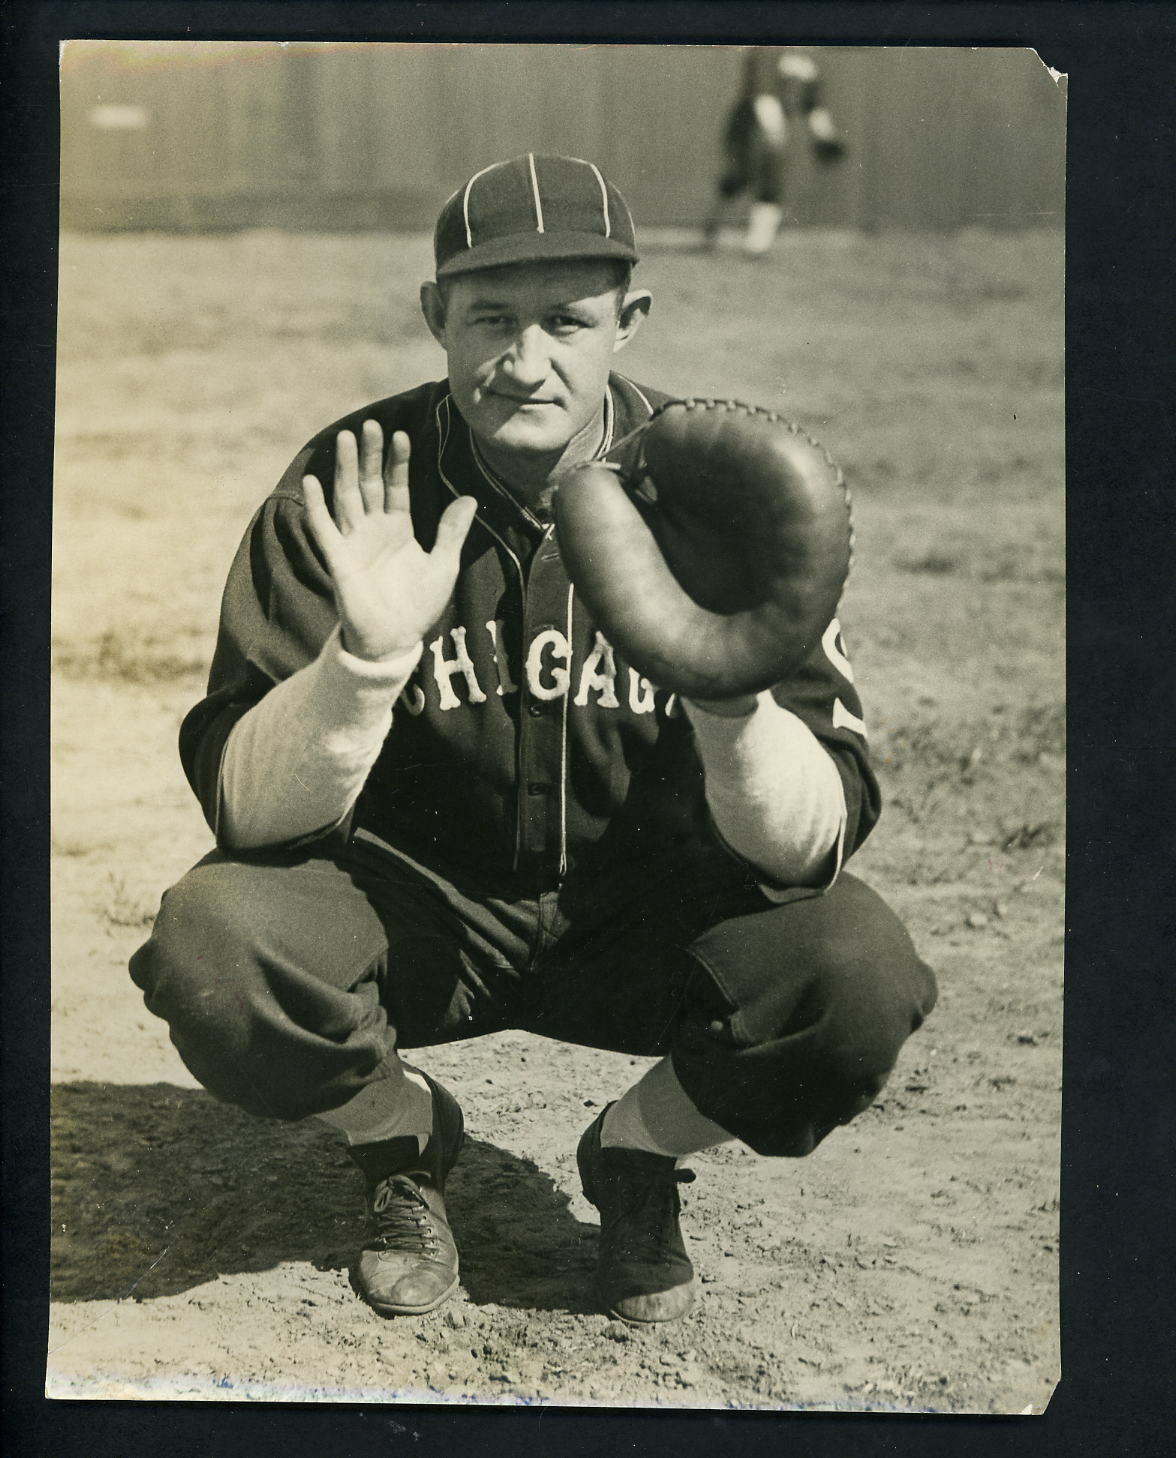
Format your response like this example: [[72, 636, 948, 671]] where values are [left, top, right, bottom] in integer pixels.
[[549, 315, 584, 334]]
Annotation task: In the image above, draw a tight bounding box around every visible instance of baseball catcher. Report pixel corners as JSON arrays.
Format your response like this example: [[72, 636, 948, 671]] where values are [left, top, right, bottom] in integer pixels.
[[131, 154, 935, 1326], [703, 46, 850, 257]]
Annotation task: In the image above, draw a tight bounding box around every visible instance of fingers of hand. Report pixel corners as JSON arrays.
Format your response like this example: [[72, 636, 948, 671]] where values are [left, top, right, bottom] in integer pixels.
[[334, 422, 398, 527], [359, 419, 386, 513], [332, 429, 363, 532], [384, 429, 412, 514]]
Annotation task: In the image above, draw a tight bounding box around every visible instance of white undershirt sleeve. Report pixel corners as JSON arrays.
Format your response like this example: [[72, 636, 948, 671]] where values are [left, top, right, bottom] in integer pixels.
[[683, 693, 847, 889], [752, 94, 788, 142], [217, 626, 421, 851]]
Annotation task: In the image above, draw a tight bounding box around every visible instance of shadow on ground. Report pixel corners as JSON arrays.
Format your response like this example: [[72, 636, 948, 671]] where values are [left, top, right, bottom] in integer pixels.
[[51, 1081, 598, 1314]]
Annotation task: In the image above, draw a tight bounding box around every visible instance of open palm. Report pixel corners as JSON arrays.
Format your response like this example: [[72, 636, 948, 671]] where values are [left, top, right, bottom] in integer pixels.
[[302, 420, 477, 661]]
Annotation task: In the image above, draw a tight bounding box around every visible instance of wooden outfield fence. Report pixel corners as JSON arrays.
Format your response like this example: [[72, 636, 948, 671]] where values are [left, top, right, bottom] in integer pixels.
[[60, 42, 1065, 233]]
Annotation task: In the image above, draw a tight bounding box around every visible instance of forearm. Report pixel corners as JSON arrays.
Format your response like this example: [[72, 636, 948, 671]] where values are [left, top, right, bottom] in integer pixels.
[[684, 693, 846, 887], [218, 626, 421, 850]]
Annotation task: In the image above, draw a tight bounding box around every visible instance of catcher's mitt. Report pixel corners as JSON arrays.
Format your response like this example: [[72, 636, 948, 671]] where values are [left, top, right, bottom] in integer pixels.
[[554, 398, 853, 700]]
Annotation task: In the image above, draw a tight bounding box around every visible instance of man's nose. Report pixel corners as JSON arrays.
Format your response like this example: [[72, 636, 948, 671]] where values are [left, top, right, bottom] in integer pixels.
[[501, 326, 549, 386]]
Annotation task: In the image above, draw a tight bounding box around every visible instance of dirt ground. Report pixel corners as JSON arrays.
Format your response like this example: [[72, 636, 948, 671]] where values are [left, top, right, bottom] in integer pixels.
[[48, 224, 1064, 1413]]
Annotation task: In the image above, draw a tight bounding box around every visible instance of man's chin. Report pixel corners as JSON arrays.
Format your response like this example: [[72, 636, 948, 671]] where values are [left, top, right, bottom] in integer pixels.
[[481, 416, 569, 459]]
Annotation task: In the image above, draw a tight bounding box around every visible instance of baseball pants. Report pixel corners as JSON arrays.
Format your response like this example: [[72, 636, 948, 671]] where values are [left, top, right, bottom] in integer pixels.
[[718, 107, 792, 206], [129, 838, 936, 1158]]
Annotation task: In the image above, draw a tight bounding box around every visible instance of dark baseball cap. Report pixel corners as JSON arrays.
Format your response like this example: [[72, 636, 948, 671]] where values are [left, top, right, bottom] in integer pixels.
[[434, 153, 639, 279]]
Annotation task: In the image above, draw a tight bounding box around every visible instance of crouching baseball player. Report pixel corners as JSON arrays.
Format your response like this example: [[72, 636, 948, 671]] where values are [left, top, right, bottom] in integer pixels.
[[130, 154, 935, 1326]]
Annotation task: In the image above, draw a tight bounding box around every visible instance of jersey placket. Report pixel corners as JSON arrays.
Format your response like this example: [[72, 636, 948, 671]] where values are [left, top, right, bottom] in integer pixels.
[[460, 433, 571, 887], [514, 522, 572, 885]]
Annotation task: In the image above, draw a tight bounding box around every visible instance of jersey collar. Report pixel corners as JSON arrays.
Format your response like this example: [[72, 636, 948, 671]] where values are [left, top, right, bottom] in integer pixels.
[[437, 385, 617, 536]]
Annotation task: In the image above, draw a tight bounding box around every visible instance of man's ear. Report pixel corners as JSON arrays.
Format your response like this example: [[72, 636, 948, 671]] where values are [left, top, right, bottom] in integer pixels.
[[613, 289, 652, 353], [420, 281, 447, 346]]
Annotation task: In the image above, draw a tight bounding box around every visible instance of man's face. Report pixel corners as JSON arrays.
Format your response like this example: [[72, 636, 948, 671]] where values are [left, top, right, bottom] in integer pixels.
[[422, 259, 647, 468]]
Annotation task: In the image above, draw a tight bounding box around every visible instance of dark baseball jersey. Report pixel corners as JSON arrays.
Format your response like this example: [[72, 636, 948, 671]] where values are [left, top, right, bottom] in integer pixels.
[[737, 47, 825, 119], [180, 373, 878, 900]]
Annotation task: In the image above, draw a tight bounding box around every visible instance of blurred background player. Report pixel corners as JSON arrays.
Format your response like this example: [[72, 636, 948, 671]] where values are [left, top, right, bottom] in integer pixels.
[[702, 46, 848, 257]]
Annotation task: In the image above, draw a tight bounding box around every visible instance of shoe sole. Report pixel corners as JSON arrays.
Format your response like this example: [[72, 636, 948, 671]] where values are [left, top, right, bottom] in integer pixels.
[[602, 1299, 693, 1327], [365, 1270, 462, 1318]]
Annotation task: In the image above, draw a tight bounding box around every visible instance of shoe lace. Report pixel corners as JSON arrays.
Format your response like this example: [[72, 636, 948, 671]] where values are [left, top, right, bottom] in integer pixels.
[[610, 1167, 695, 1260], [368, 1175, 440, 1255]]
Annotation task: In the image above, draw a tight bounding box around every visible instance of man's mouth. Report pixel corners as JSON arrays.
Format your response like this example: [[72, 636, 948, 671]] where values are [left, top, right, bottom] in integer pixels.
[[489, 389, 556, 407]]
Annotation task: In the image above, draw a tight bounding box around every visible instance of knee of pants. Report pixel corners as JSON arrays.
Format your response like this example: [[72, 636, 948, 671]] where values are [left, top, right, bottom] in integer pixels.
[[678, 886, 937, 1153], [800, 937, 937, 1095], [700, 914, 934, 1075], [130, 873, 260, 1041], [674, 953, 932, 1158], [129, 867, 388, 1122]]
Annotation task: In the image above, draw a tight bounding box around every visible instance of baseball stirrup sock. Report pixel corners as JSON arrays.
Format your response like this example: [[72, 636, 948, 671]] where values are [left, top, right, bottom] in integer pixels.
[[744, 201, 783, 255], [315, 1060, 434, 1157], [601, 1056, 733, 1160]]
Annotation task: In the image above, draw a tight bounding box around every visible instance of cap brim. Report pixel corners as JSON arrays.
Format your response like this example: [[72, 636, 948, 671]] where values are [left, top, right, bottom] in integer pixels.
[[436, 229, 639, 279]]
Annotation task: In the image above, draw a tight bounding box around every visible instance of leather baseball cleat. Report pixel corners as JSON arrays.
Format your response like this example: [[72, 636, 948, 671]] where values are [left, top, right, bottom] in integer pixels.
[[349, 1071, 464, 1317], [577, 1105, 696, 1325]]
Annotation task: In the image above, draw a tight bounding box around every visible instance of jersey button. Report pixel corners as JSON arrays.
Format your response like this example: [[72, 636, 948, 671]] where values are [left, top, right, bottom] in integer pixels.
[[527, 702, 545, 717], [527, 781, 553, 796]]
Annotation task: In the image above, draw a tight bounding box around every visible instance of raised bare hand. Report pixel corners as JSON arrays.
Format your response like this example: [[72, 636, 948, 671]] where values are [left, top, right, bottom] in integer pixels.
[[302, 420, 478, 661]]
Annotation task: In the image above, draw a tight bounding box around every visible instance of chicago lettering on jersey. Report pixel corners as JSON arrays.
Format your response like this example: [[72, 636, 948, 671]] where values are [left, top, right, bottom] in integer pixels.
[[398, 616, 864, 737], [399, 620, 669, 717]]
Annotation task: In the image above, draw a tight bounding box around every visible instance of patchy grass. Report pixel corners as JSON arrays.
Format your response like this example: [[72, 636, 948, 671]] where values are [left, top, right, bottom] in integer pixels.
[[53, 629, 209, 687], [100, 872, 159, 931], [898, 553, 963, 576]]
